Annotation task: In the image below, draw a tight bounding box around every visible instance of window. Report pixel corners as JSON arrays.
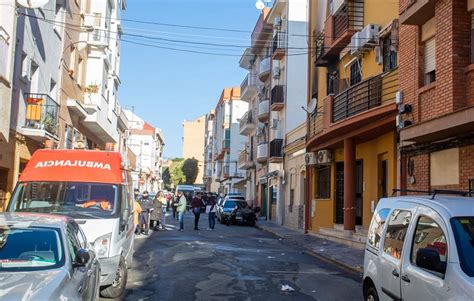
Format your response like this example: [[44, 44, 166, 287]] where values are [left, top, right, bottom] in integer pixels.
[[411, 216, 447, 276], [350, 60, 362, 86], [451, 217, 474, 277], [383, 209, 412, 259], [21, 52, 30, 79], [367, 208, 390, 250], [382, 36, 397, 72], [66, 226, 81, 263], [423, 38, 436, 85], [316, 166, 330, 199]]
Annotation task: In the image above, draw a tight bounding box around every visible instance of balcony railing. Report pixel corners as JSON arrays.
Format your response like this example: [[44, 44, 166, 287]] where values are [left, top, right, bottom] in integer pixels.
[[258, 99, 270, 121], [241, 73, 258, 100], [239, 110, 255, 135], [333, 69, 398, 123], [258, 57, 271, 80], [269, 139, 283, 159], [257, 142, 268, 162], [309, 112, 324, 138], [270, 85, 284, 110], [272, 32, 287, 59], [333, 0, 364, 40], [313, 31, 327, 66], [24, 93, 59, 137], [238, 149, 254, 169]]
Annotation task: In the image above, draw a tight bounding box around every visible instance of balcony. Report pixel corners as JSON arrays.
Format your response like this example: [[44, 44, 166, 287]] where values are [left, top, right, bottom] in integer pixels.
[[272, 32, 286, 60], [313, 31, 329, 67], [258, 99, 270, 122], [269, 138, 283, 163], [333, 69, 398, 123], [400, 0, 436, 26], [80, 92, 119, 143], [241, 73, 258, 101], [238, 149, 255, 170], [240, 110, 255, 135], [222, 139, 230, 151], [322, 0, 364, 60], [257, 142, 268, 163], [22, 93, 59, 142], [258, 57, 271, 81], [270, 85, 284, 111], [222, 164, 230, 179], [251, 11, 272, 53]]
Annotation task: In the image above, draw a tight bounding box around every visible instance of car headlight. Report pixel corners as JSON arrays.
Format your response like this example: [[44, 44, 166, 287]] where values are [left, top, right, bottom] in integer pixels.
[[93, 233, 112, 258]]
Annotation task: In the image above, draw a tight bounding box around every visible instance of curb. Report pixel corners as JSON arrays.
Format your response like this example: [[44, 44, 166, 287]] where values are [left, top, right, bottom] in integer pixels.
[[256, 224, 363, 275]]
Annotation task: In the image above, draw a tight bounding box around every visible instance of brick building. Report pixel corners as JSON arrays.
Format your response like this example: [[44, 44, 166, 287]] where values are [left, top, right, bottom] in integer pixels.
[[398, 0, 474, 192]]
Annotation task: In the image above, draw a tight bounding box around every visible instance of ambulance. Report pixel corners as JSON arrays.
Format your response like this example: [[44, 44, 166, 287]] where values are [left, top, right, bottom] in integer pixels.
[[7, 149, 134, 298]]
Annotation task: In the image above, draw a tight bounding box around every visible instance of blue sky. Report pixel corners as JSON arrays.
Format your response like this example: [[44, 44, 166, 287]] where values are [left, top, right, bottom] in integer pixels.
[[120, 0, 261, 158]]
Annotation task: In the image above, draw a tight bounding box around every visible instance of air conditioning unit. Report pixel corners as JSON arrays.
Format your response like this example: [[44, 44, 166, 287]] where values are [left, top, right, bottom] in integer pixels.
[[272, 67, 281, 79], [359, 24, 380, 48], [305, 152, 318, 166], [317, 150, 333, 165], [270, 118, 279, 129], [273, 16, 282, 28], [257, 85, 266, 96], [350, 31, 361, 55]]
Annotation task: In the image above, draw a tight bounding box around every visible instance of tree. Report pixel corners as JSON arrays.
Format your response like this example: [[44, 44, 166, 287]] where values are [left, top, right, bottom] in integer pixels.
[[170, 159, 185, 187], [182, 158, 199, 185], [162, 167, 171, 190]]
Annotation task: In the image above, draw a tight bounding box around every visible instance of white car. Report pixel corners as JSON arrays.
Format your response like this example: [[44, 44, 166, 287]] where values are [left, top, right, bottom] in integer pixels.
[[363, 193, 474, 301]]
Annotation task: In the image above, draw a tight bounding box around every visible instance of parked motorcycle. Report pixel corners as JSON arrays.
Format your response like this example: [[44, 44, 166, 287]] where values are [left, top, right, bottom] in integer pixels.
[[226, 206, 259, 226]]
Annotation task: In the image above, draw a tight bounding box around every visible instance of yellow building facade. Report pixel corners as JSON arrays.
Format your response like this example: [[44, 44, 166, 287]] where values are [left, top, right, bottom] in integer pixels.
[[306, 0, 399, 247]]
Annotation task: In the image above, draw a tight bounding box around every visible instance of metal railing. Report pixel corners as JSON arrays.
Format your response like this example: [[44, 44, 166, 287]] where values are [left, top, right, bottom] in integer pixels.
[[309, 112, 324, 138], [269, 139, 283, 158], [239, 110, 253, 130], [257, 142, 268, 160], [314, 31, 325, 61], [333, 0, 364, 40], [24, 93, 59, 136], [332, 69, 399, 123], [272, 31, 287, 53], [258, 99, 269, 117], [271, 85, 284, 106]]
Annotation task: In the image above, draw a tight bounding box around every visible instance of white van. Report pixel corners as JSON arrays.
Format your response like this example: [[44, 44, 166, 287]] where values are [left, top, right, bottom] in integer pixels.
[[7, 150, 135, 299], [363, 193, 474, 301]]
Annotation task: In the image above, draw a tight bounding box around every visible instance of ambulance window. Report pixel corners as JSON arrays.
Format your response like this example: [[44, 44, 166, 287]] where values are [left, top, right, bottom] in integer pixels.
[[121, 185, 129, 211]]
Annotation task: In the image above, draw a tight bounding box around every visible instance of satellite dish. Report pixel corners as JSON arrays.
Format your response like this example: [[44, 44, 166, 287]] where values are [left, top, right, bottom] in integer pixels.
[[256, 0, 265, 10], [307, 98, 317, 113], [17, 0, 49, 8]]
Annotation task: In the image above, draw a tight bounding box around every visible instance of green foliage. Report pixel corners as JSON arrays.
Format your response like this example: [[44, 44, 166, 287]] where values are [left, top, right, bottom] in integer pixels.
[[182, 158, 199, 185], [170, 159, 185, 187], [162, 167, 171, 190]]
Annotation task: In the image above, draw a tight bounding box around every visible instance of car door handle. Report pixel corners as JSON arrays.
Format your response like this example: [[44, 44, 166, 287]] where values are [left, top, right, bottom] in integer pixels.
[[392, 269, 400, 277], [401, 274, 411, 283]]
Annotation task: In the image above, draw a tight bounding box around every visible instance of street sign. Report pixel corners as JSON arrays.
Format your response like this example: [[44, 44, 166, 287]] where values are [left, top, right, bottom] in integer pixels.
[[139, 179, 145, 185]]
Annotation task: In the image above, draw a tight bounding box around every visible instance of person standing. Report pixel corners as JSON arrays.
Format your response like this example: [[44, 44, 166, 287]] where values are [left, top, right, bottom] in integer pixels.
[[158, 191, 168, 229], [191, 192, 204, 231], [206, 193, 217, 230], [171, 192, 178, 220], [176, 191, 187, 231], [138, 191, 153, 235], [150, 192, 163, 231]]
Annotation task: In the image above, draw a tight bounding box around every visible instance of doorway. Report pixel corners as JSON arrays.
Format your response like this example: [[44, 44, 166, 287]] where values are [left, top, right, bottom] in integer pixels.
[[0, 168, 8, 210], [335, 162, 344, 224], [261, 183, 267, 219], [355, 160, 363, 226]]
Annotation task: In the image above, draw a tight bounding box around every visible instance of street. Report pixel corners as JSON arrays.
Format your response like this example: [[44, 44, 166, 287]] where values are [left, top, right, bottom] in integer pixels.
[[120, 213, 362, 301]]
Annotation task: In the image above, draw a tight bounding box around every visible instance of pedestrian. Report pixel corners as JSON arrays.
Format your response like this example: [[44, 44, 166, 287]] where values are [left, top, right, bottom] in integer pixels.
[[158, 191, 168, 229], [171, 193, 178, 220], [176, 190, 187, 231], [206, 192, 217, 230], [191, 192, 204, 231], [134, 198, 142, 235], [150, 192, 163, 231], [138, 190, 153, 235]]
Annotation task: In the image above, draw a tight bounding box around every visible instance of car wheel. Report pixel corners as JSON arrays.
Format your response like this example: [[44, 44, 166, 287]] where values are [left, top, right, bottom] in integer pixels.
[[364, 285, 379, 301], [100, 256, 128, 299], [220, 217, 226, 224]]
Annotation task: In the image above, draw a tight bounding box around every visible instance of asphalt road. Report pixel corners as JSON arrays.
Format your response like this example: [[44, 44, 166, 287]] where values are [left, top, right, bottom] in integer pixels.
[[112, 212, 362, 301]]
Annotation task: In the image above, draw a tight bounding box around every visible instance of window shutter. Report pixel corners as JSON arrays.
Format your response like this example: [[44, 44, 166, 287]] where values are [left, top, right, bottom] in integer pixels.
[[424, 38, 436, 74]]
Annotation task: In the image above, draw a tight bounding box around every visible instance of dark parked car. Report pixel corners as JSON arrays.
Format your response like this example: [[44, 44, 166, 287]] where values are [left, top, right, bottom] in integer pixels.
[[0, 213, 100, 300], [217, 200, 249, 224]]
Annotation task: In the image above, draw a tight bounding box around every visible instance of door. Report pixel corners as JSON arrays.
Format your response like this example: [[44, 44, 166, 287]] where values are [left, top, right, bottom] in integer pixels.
[[400, 206, 452, 301], [378, 204, 416, 301], [335, 162, 344, 224], [355, 160, 363, 225], [66, 225, 92, 300], [379, 159, 388, 199], [261, 183, 267, 219]]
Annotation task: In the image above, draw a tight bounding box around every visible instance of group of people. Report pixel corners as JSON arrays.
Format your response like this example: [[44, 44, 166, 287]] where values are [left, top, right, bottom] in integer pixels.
[[133, 189, 218, 234]]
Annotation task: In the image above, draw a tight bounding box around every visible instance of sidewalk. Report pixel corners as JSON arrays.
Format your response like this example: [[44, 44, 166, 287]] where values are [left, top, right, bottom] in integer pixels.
[[256, 220, 364, 274]]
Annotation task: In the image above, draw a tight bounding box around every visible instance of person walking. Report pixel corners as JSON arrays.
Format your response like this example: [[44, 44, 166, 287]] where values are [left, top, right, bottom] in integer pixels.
[[158, 191, 168, 229], [138, 191, 153, 235], [176, 190, 187, 231], [206, 192, 217, 230], [191, 192, 204, 231], [171, 192, 178, 220], [150, 192, 163, 231]]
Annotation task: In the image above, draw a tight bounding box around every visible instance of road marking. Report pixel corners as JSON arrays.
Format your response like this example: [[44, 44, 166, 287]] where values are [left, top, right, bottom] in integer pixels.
[[266, 270, 339, 275]]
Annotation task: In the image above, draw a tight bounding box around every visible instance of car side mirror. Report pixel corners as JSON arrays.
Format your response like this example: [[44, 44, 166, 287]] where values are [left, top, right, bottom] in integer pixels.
[[74, 248, 90, 267], [120, 208, 131, 228], [416, 248, 446, 274]]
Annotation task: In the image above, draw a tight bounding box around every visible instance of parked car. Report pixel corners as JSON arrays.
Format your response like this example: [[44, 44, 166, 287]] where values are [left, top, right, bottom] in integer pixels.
[[217, 199, 249, 224], [0, 212, 100, 300], [7, 149, 134, 298], [363, 193, 474, 301]]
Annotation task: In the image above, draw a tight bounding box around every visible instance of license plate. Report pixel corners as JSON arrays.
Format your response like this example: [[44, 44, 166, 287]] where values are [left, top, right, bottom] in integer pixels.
[[236, 216, 243, 220]]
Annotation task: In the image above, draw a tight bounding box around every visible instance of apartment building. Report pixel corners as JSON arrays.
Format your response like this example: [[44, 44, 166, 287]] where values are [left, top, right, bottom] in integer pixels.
[[0, 0, 16, 208], [306, 0, 399, 247], [182, 115, 206, 186], [398, 0, 474, 192], [212, 87, 248, 195], [203, 110, 220, 192], [125, 109, 165, 192]]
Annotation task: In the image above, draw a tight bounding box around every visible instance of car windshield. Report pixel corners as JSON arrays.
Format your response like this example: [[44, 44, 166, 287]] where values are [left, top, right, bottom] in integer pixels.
[[224, 201, 248, 209], [9, 181, 119, 219], [0, 226, 64, 271], [451, 217, 474, 277]]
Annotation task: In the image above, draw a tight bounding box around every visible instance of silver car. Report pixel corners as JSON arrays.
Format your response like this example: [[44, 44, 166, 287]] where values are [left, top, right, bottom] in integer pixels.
[[0, 213, 100, 300]]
